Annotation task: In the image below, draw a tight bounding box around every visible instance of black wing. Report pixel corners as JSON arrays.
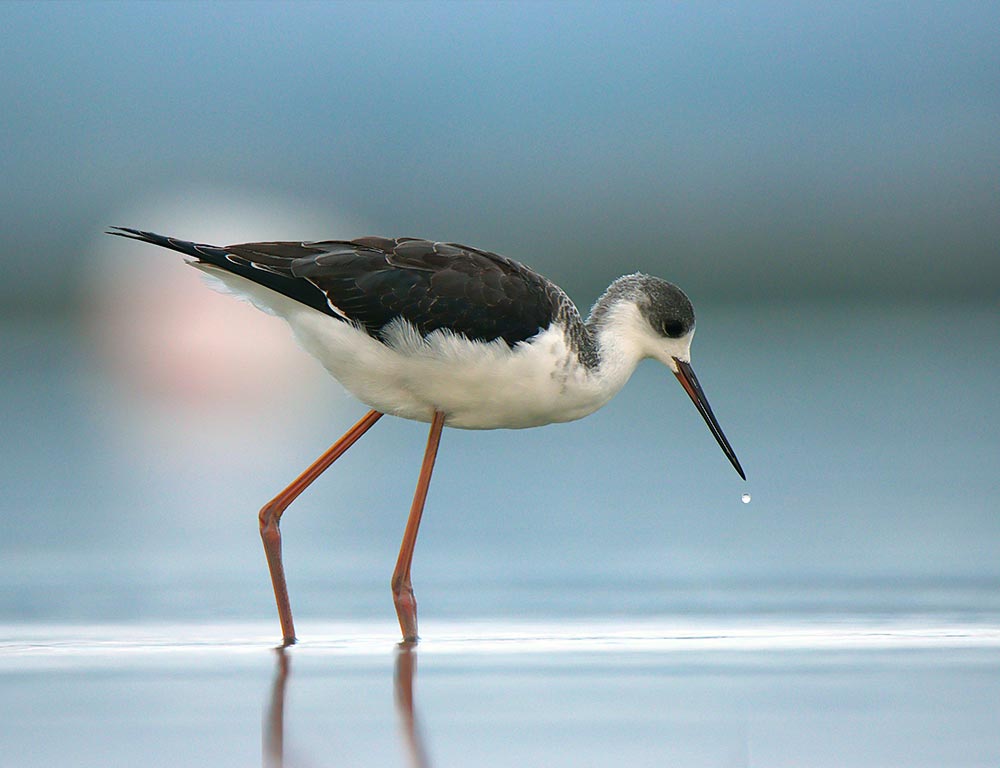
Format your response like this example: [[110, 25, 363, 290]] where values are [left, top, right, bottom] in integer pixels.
[[107, 228, 560, 346]]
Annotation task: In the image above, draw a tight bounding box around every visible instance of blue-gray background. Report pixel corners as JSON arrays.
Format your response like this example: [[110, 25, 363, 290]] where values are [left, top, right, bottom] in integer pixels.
[[2, 0, 998, 623]]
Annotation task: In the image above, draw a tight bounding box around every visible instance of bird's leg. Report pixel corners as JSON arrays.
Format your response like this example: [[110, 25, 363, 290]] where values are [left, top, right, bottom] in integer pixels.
[[259, 409, 383, 645], [391, 410, 446, 642]]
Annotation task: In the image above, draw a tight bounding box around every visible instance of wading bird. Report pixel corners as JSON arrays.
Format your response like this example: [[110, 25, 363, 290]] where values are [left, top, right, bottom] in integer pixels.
[[109, 227, 745, 645]]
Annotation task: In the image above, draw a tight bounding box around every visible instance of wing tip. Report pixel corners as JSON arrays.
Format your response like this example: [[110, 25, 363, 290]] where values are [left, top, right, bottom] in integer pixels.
[[106, 226, 168, 245], [106, 225, 143, 239]]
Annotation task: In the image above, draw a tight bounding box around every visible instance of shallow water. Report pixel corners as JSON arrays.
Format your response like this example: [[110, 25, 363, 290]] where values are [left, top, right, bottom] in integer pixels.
[[3, 619, 1000, 767]]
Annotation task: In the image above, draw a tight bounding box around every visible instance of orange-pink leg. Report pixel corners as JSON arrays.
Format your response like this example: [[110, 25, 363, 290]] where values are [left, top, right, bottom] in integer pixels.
[[259, 409, 383, 645], [391, 411, 446, 642]]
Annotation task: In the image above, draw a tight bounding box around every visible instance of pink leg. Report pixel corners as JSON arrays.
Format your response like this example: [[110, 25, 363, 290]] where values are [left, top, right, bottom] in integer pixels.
[[259, 409, 383, 645], [391, 411, 446, 642]]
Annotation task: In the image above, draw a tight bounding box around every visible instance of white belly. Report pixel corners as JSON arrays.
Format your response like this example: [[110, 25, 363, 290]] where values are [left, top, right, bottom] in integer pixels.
[[288, 309, 611, 429], [195, 264, 618, 429]]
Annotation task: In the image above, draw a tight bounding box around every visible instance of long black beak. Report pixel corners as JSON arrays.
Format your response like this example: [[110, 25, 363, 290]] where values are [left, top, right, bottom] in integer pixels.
[[673, 358, 746, 480]]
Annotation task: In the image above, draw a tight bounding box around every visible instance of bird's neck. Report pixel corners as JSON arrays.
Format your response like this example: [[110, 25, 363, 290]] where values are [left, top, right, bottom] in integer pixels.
[[582, 299, 649, 386], [553, 277, 657, 391]]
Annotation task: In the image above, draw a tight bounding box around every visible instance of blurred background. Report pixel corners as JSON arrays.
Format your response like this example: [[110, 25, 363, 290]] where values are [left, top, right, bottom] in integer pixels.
[[2, 1, 998, 627]]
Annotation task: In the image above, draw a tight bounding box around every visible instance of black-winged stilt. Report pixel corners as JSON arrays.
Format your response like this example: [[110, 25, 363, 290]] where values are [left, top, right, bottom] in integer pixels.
[[108, 227, 745, 644]]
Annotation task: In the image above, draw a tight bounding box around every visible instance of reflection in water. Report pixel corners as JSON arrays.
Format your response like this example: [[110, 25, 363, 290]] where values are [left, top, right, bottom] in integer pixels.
[[264, 648, 289, 768], [395, 642, 432, 768], [262, 643, 432, 768]]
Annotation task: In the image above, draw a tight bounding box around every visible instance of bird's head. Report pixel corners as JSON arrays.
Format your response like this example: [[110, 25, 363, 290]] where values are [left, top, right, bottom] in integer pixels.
[[593, 274, 745, 480]]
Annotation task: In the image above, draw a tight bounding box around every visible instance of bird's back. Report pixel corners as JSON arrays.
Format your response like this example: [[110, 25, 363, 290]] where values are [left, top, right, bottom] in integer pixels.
[[110, 229, 562, 347]]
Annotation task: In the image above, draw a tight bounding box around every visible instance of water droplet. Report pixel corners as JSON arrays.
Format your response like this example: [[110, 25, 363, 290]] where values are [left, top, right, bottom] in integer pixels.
[[741, 493, 751, 504]]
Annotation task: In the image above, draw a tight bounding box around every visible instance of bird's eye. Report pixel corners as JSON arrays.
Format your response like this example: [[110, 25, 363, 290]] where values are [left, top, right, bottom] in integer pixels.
[[663, 320, 685, 338]]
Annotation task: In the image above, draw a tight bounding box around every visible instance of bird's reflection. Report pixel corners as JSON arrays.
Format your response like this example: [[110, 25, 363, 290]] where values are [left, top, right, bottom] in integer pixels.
[[394, 641, 432, 768], [262, 643, 432, 768], [264, 648, 290, 768]]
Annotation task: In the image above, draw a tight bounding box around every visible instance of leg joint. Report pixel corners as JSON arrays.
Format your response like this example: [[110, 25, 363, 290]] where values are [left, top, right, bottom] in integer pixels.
[[259, 500, 284, 532]]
